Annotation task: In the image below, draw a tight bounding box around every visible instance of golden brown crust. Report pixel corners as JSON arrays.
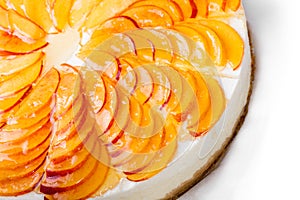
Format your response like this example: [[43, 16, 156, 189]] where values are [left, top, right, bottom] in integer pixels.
[[163, 26, 256, 200]]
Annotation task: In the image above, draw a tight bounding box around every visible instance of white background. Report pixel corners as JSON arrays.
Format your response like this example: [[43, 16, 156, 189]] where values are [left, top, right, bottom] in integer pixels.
[[181, 0, 300, 199]]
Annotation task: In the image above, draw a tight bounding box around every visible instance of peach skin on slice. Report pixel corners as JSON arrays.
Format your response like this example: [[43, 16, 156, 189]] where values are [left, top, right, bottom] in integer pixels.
[[41, 143, 100, 193], [0, 30, 48, 54], [0, 57, 42, 99], [199, 19, 244, 69], [23, 0, 55, 33], [0, 164, 44, 196], [129, 0, 184, 22], [0, 51, 43, 80], [44, 140, 109, 200], [172, 0, 193, 19], [95, 79, 118, 134], [99, 16, 138, 33], [142, 65, 171, 107], [45, 141, 96, 177], [192, 0, 209, 17], [121, 5, 173, 28]]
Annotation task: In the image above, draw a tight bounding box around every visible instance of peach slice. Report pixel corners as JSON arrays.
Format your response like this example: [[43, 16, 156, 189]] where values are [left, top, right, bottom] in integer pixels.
[[160, 66, 183, 112], [3, 68, 59, 127], [0, 0, 8, 9], [0, 51, 43, 80], [95, 168, 122, 196], [0, 117, 49, 143], [0, 86, 28, 113], [0, 151, 46, 181], [8, 9, 46, 40], [23, 0, 55, 33], [54, 96, 85, 137], [7, 0, 25, 16], [193, 0, 209, 17], [0, 135, 50, 169], [99, 16, 138, 33], [117, 58, 137, 94], [158, 28, 213, 69], [132, 65, 153, 104], [0, 122, 51, 154], [198, 19, 244, 69], [44, 160, 108, 199], [121, 5, 174, 28], [226, 0, 241, 11], [172, 0, 193, 19], [184, 70, 212, 132], [143, 65, 171, 107], [126, 122, 177, 181], [44, 140, 109, 199], [130, 29, 174, 64], [0, 30, 48, 54], [54, 65, 81, 119], [183, 21, 226, 66], [86, 51, 121, 81], [122, 127, 164, 173], [95, 79, 118, 134], [124, 33, 154, 62], [69, 0, 102, 27], [51, 0, 73, 31], [173, 24, 208, 47], [46, 142, 96, 176], [0, 164, 44, 196], [41, 144, 100, 193], [83, 0, 138, 30], [93, 33, 136, 59], [0, 57, 42, 99], [201, 76, 225, 126], [0, 5, 9, 29], [49, 118, 94, 164], [171, 69, 198, 120], [129, 0, 184, 22]]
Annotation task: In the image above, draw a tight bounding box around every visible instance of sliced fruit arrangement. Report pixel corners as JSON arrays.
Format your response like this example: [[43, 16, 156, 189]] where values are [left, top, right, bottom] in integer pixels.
[[0, 0, 243, 198], [80, 0, 244, 69], [40, 65, 118, 199], [82, 29, 226, 182], [0, 68, 59, 196]]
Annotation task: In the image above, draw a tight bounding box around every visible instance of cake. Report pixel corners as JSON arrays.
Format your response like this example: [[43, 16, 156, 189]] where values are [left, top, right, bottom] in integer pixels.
[[0, 0, 253, 199]]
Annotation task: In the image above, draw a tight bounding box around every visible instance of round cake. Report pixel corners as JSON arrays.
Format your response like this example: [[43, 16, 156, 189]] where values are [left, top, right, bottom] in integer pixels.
[[0, 0, 253, 199]]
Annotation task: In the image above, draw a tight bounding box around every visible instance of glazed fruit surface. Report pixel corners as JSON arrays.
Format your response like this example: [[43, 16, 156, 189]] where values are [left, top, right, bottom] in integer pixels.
[[0, 0, 243, 199]]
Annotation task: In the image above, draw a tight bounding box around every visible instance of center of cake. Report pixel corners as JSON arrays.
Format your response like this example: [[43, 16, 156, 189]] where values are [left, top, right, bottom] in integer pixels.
[[44, 27, 81, 68]]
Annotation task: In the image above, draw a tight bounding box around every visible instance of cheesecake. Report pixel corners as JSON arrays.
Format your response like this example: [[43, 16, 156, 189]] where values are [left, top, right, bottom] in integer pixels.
[[0, 0, 253, 199]]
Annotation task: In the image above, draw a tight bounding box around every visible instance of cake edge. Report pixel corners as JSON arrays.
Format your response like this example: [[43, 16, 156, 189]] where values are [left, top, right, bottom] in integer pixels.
[[164, 26, 256, 200]]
